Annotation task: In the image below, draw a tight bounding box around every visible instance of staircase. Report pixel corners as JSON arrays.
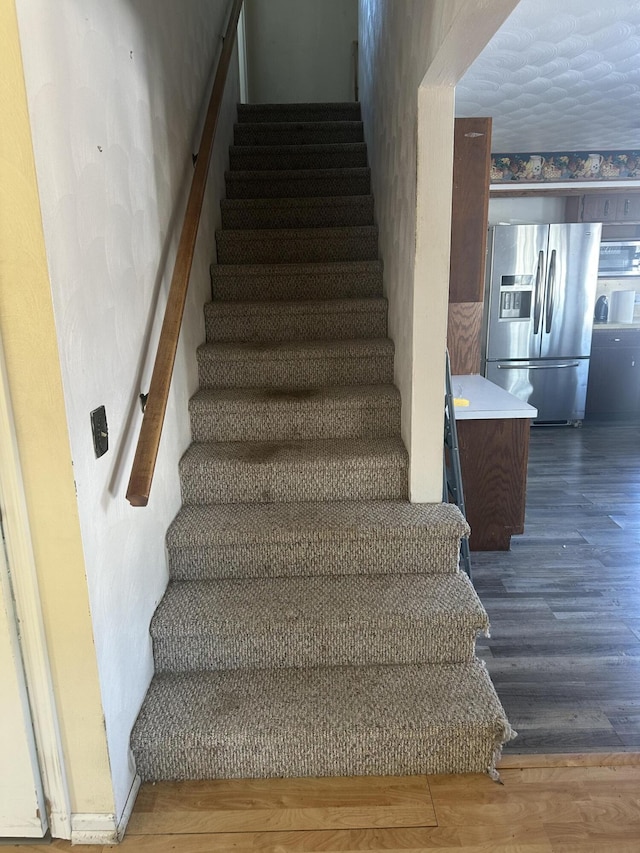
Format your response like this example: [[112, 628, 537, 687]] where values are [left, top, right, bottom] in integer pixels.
[[131, 102, 514, 781]]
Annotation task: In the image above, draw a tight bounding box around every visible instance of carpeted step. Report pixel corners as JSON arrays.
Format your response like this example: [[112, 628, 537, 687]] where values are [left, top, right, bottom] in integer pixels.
[[189, 385, 400, 443], [151, 573, 488, 672], [210, 261, 384, 302], [178, 437, 409, 505], [197, 338, 394, 390], [229, 143, 368, 171], [220, 196, 375, 230], [167, 501, 469, 581], [204, 298, 387, 343], [237, 102, 361, 124], [234, 120, 364, 147], [130, 660, 514, 780], [216, 226, 378, 266], [225, 167, 370, 199]]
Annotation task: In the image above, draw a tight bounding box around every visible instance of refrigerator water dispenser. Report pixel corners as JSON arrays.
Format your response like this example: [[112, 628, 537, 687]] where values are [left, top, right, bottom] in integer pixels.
[[499, 275, 533, 320]]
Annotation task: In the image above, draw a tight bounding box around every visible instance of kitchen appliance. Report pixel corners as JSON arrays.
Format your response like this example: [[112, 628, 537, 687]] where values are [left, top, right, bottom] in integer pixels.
[[594, 295, 609, 322], [598, 240, 640, 277], [483, 223, 602, 423]]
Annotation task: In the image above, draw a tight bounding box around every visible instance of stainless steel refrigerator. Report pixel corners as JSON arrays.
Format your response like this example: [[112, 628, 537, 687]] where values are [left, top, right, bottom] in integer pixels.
[[483, 223, 602, 423]]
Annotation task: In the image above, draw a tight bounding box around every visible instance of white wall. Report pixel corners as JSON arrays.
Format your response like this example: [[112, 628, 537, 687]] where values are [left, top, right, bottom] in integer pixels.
[[15, 0, 239, 820], [359, 0, 517, 500], [244, 0, 358, 103], [489, 195, 568, 224]]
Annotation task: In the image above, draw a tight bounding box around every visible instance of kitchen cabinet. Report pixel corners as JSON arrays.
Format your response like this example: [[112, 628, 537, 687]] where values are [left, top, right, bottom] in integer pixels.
[[569, 192, 640, 224], [448, 117, 492, 375], [586, 328, 640, 418], [453, 375, 537, 550]]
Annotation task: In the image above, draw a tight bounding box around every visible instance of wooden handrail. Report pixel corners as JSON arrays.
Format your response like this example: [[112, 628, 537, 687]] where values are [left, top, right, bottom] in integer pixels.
[[126, 0, 244, 507]]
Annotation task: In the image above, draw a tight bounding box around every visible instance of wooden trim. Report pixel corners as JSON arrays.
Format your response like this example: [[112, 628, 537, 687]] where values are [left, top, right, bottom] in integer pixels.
[[491, 186, 640, 198], [498, 752, 640, 769], [0, 333, 72, 838], [126, 0, 244, 507]]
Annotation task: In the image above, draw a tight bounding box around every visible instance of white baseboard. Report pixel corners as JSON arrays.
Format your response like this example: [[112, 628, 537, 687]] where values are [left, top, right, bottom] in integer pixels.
[[70, 775, 141, 845], [70, 812, 118, 845]]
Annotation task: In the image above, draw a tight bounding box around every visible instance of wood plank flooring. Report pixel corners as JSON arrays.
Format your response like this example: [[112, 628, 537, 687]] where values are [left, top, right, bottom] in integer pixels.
[[6, 759, 640, 851], [473, 421, 640, 753]]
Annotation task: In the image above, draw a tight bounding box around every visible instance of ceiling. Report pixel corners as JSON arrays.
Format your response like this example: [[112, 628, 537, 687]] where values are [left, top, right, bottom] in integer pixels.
[[455, 0, 640, 153]]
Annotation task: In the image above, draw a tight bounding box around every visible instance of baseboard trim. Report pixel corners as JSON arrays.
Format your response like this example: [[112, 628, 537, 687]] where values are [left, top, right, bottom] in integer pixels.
[[70, 813, 118, 845], [70, 775, 141, 845]]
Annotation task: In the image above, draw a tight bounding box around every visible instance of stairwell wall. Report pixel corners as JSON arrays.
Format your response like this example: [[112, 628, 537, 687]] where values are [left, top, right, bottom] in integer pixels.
[[358, 0, 518, 501], [244, 0, 358, 103], [14, 0, 239, 822]]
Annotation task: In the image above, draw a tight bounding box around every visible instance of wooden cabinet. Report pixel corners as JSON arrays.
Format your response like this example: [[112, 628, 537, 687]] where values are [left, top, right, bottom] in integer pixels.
[[457, 417, 530, 551], [448, 117, 492, 375], [586, 328, 640, 418], [581, 195, 619, 222], [571, 192, 640, 224]]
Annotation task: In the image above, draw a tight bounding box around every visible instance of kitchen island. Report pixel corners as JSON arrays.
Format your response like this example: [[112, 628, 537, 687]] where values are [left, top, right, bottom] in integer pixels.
[[452, 374, 537, 551]]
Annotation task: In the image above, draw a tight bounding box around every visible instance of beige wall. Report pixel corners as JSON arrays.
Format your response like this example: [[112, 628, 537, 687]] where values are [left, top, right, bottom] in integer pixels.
[[245, 0, 358, 103], [359, 0, 518, 501], [11, 0, 239, 823], [0, 0, 114, 817]]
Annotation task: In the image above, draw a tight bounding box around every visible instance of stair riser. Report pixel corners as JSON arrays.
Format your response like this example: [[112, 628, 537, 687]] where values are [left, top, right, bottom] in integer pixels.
[[234, 123, 364, 146], [179, 459, 408, 505], [197, 352, 394, 390], [152, 624, 479, 672], [220, 198, 375, 230], [204, 307, 386, 343], [211, 264, 383, 302], [216, 231, 378, 266], [237, 105, 362, 123], [225, 172, 371, 199], [168, 538, 462, 581], [134, 730, 500, 782], [229, 146, 367, 171], [189, 398, 400, 443]]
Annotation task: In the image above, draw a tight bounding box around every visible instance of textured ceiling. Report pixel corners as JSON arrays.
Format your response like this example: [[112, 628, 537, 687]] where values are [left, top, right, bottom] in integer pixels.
[[455, 0, 640, 152]]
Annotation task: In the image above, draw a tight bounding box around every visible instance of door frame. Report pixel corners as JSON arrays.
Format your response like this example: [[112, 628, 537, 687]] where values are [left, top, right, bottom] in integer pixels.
[[0, 333, 72, 839]]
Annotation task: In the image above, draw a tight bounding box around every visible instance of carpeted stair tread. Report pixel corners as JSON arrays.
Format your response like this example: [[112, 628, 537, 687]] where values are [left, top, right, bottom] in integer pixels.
[[225, 167, 371, 199], [220, 195, 375, 230], [197, 337, 394, 390], [237, 102, 361, 123], [229, 143, 368, 171], [234, 120, 364, 147], [189, 384, 400, 442], [210, 260, 383, 302], [166, 500, 469, 580], [130, 660, 514, 780], [216, 225, 378, 265], [204, 297, 387, 343], [150, 573, 488, 671], [179, 437, 409, 505]]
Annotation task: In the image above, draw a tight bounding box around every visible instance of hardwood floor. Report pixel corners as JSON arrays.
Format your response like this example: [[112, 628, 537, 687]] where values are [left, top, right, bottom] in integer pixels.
[[6, 758, 640, 851], [474, 421, 640, 753]]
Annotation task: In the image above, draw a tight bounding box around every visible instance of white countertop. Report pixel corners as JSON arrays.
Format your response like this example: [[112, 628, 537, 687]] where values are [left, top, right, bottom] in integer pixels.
[[451, 374, 538, 421]]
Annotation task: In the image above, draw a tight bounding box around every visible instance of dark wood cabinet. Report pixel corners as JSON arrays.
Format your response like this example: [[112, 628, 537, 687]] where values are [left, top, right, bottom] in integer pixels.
[[586, 328, 640, 418], [457, 417, 530, 551], [447, 117, 492, 375], [568, 192, 640, 224]]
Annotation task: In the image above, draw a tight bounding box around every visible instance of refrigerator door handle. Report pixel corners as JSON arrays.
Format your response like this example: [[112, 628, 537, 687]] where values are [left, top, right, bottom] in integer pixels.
[[533, 250, 544, 334], [496, 361, 580, 370], [545, 248, 557, 334]]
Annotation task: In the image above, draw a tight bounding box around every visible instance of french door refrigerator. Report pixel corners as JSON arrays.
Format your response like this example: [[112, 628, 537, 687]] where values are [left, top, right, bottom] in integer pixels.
[[483, 223, 602, 423]]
